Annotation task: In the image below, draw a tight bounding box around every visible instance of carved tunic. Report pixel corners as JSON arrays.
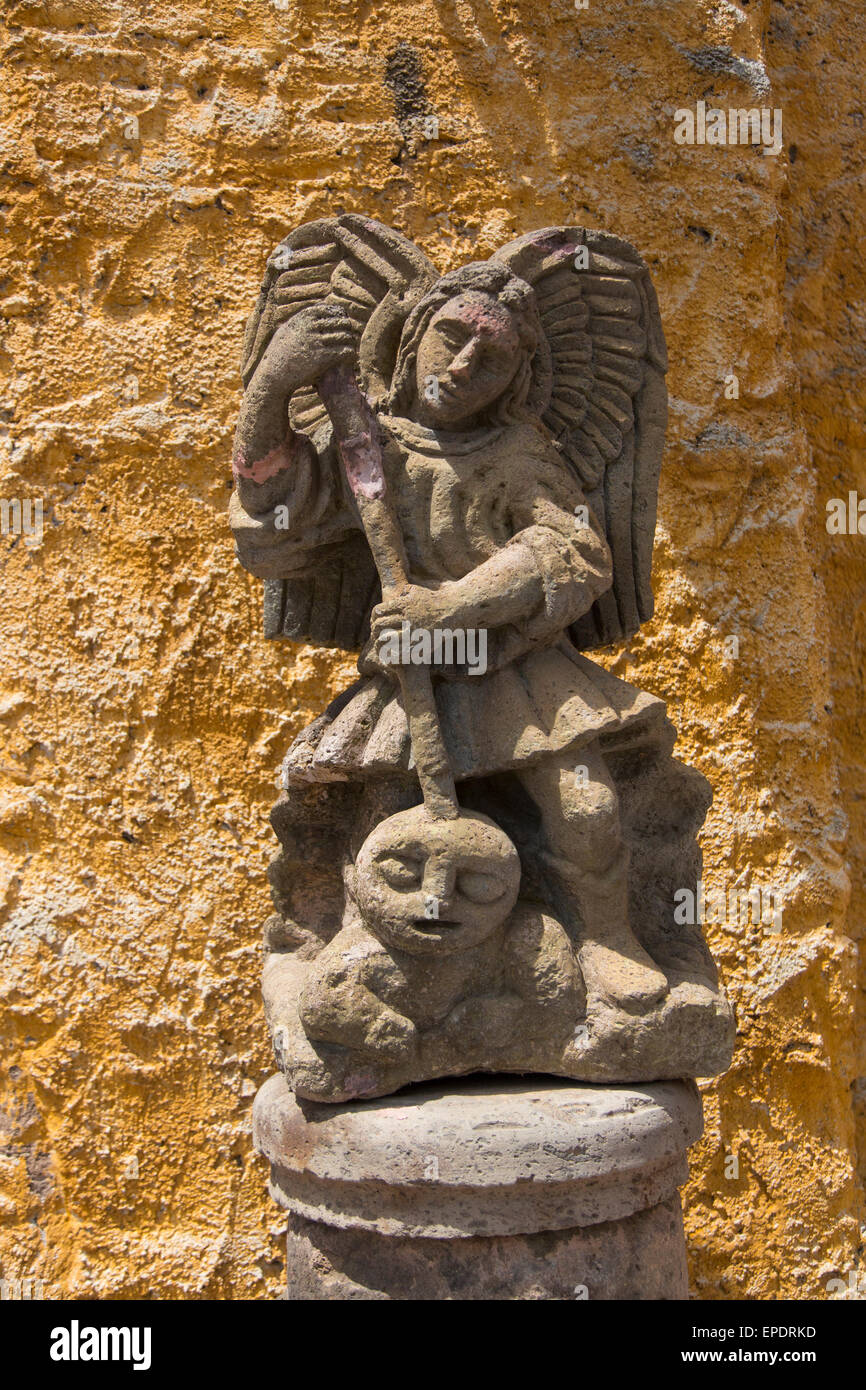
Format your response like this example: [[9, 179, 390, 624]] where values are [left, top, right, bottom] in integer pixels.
[[230, 413, 662, 781]]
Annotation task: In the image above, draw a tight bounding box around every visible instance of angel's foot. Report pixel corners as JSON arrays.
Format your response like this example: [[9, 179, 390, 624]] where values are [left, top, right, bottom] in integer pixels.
[[537, 850, 667, 1009], [578, 930, 668, 1011]]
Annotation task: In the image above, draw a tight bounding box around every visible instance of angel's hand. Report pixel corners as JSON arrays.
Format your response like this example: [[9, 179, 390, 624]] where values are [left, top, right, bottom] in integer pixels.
[[370, 586, 451, 649], [257, 303, 357, 396]]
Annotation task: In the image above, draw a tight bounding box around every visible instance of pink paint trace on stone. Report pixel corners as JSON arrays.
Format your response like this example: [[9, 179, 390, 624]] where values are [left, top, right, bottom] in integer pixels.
[[339, 431, 385, 501], [455, 299, 509, 335], [232, 441, 296, 485], [343, 1070, 380, 1098]]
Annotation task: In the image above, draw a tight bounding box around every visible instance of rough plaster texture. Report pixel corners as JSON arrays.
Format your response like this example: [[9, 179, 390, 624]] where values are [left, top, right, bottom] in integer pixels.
[[0, 0, 863, 1299]]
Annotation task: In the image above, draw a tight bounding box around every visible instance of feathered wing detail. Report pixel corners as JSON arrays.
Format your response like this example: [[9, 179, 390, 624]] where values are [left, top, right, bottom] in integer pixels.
[[239, 216, 437, 649], [241, 214, 438, 427], [493, 227, 668, 650]]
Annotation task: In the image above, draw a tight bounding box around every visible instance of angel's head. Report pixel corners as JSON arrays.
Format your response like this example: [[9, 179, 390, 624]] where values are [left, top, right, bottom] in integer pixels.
[[389, 263, 540, 429]]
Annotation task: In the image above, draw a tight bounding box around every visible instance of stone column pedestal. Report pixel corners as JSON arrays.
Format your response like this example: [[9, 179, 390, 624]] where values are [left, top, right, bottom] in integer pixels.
[[253, 1072, 703, 1301]]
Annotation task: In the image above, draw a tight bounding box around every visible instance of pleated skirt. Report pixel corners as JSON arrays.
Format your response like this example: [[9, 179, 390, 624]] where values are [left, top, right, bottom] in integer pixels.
[[282, 641, 665, 783]]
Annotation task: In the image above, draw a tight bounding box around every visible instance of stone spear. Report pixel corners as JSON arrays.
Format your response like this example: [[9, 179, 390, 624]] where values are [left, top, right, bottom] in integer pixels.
[[316, 365, 460, 822]]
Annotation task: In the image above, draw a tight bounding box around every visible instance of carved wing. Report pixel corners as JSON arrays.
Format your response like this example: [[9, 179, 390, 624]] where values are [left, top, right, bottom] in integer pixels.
[[239, 216, 437, 649], [241, 214, 438, 428], [492, 227, 668, 649]]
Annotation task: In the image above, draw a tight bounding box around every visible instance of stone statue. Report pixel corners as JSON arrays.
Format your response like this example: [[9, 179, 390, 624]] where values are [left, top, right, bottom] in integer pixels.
[[231, 215, 734, 1102]]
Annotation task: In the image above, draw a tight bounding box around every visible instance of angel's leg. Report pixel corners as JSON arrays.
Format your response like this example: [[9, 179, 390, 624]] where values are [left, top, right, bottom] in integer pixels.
[[518, 744, 667, 1010]]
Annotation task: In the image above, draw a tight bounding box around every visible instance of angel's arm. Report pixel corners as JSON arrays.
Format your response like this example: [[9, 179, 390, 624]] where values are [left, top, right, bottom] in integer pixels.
[[498, 478, 613, 639], [230, 305, 361, 579], [372, 461, 611, 639], [445, 492, 610, 634], [232, 303, 353, 512]]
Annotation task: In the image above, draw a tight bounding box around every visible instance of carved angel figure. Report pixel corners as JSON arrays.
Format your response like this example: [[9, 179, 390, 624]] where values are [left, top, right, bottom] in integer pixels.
[[231, 217, 733, 1097]]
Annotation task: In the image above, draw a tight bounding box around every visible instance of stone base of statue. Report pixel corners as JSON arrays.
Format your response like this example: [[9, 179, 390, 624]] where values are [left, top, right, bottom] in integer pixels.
[[253, 1071, 703, 1301]]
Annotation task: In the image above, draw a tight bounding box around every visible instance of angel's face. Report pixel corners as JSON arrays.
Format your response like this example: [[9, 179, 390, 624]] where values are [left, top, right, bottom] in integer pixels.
[[414, 292, 520, 426], [353, 806, 521, 956]]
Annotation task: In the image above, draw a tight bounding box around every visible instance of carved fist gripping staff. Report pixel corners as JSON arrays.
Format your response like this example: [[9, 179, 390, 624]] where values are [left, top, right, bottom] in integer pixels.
[[316, 363, 463, 824]]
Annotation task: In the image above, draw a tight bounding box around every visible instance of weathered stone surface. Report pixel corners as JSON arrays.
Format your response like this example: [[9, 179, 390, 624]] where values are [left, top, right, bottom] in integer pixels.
[[0, 0, 861, 1301], [255, 1071, 703, 1234], [255, 1071, 701, 1298], [233, 215, 734, 1099], [266, 930, 733, 1105], [282, 1197, 689, 1301]]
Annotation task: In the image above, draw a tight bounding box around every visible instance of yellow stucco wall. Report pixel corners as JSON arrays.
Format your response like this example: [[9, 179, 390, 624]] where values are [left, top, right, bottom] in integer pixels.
[[0, 0, 862, 1298]]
